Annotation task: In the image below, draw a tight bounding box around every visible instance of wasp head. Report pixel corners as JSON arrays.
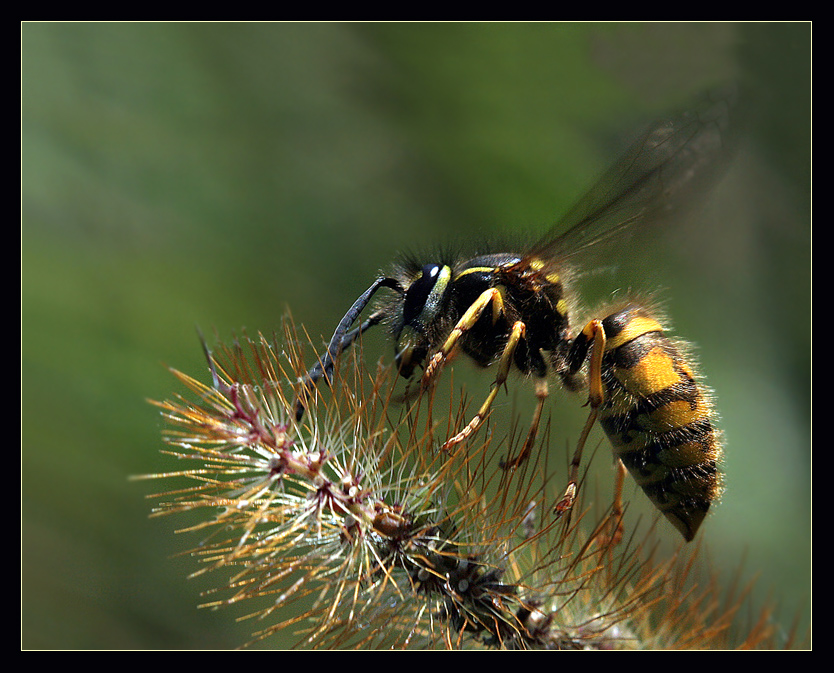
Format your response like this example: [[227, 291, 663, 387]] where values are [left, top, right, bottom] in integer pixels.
[[394, 263, 452, 378]]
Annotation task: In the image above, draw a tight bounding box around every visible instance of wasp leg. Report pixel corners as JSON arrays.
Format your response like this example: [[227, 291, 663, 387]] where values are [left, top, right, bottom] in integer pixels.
[[554, 319, 606, 520], [607, 458, 627, 547], [502, 377, 548, 470], [422, 288, 505, 386], [441, 319, 525, 451], [591, 457, 627, 555]]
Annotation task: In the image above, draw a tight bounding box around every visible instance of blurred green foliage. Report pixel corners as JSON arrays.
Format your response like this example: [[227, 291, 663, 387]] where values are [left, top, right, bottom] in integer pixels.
[[22, 22, 810, 649]]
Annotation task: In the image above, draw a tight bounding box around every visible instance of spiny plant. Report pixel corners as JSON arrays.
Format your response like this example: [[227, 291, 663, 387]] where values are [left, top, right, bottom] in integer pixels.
[[137, 318, 789, 649]]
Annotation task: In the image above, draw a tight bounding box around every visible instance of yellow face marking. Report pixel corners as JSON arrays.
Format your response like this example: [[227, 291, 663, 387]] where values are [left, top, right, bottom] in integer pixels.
[[432, 265, 452, 295]]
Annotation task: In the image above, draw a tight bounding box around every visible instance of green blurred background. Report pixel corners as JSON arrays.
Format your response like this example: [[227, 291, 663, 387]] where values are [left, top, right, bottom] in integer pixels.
[[22, 22, 810, 649]]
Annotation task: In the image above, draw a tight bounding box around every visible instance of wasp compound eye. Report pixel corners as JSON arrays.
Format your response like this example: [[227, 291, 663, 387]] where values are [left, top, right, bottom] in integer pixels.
[[394, 264, 452, 378], [402, 264, 446, 330]]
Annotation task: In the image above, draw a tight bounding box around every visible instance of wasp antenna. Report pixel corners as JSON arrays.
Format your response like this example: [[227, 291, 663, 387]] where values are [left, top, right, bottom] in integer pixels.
[[294, 276, 403, 421]]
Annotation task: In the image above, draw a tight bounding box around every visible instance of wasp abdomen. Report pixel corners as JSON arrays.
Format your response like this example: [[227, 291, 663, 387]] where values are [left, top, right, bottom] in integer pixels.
[[597, 306, 722, 541]]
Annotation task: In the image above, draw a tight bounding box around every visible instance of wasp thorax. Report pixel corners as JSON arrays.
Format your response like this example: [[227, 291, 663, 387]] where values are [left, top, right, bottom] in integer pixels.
[[394, 264, 451, 377]]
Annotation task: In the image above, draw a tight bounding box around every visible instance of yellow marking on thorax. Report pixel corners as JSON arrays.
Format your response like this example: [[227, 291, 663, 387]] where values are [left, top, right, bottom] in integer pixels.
[[454, 266, 496, 279], [528, 257, 561, 284]]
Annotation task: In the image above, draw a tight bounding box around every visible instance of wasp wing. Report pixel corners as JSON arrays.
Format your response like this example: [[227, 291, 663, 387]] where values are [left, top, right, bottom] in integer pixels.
[[526, 88, 737, 272]]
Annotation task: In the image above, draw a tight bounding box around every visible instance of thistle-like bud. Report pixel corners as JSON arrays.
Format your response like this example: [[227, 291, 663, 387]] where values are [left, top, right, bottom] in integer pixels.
[[138, 319, 788, 649]]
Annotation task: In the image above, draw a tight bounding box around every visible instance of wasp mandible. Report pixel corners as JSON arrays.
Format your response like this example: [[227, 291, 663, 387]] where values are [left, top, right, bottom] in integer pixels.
[[294, 90, 734, 542]]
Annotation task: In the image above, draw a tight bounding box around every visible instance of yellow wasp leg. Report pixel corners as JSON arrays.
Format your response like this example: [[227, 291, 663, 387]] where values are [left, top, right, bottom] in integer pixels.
[[591, 457, 627, 556], [554, 319, 606, 519], [502, 377, 548, 470], [441, 320, 525, 451], [607, 457, 627, 547], [422, 288, 505, 385]]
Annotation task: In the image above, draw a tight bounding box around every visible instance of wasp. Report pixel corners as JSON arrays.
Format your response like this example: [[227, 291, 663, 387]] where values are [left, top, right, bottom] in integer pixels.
[[294, 91, 732, 542]]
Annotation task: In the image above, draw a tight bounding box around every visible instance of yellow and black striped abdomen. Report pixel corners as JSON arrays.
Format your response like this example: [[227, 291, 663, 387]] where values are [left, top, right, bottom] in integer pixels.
[[597, 306, 722, 541]]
